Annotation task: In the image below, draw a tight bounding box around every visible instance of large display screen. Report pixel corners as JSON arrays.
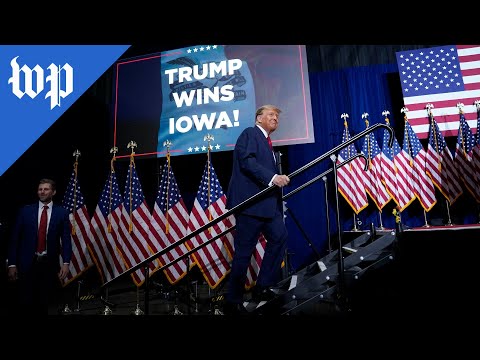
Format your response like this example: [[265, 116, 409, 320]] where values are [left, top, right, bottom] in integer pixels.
[[113, 45, 314, 159]]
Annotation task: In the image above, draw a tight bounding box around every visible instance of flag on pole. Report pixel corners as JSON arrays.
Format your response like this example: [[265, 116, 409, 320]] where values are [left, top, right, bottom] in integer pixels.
[[61, 155, 94, 286], [396, 45, 480, 139], [336, 114, 369, 214], [150, 164, 190, 285], [244, 233, 267, 289], [454, 109, 480, 202], [473, 100, 480, 184], [186, 157, 235, 289], [402, 110, 437, 211], [359, 115, 391, 210], [90, 168, 129, 284], [121, 156, 162, 284], [380, 113, 416, 211], [425, 106, 463, 204]]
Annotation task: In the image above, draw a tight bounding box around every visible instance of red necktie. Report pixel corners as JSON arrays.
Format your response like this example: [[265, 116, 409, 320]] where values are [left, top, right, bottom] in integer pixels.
[[267, 136, 273, 150], [37, 205, 48, 253]]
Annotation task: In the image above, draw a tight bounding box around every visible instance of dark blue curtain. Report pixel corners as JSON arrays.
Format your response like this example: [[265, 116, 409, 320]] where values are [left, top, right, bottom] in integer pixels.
[[285, 64, 398, 270], [284, 63, 479, 272]]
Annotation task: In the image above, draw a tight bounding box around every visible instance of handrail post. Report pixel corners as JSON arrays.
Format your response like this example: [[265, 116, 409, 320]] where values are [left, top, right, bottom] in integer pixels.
[[330, 153, 347, 313], [143, 265, 150, 315]]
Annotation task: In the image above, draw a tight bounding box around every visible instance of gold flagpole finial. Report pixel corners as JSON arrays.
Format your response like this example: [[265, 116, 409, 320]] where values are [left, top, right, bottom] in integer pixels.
[[204, 133, 214, 151], [401, 106, 409, 121], [474, 99, 480, 111], [382, 110, 390, 125], [127, 140, 137, 155], [73, 149, 81, 161], [457, 102, 464, 114], [425, 103, 434, 116], [109, 146, 118, 173], [341, 113, 349, 127], [362, 112, 369, 127]]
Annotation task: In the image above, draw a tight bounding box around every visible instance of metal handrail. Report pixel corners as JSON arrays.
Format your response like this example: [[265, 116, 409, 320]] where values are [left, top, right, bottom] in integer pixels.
[[101, 122, 393, 289]]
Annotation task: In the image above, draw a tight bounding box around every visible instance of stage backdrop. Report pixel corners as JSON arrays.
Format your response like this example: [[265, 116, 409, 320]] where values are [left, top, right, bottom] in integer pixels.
[[111, 45, 314, 159]]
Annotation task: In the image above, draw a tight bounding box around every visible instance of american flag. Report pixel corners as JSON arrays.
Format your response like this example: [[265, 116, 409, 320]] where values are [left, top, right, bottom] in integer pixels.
[[336, 119, 369, 214], [186, 158, 235, 289], [396, 45, 480, 139], [402, 120, 437, 211], [359, 125, 391, 210], [454, 112, 480, 202], [61, 168, 94, 286], [244, 233, 267, 289], [425, 114, 463, 204], [121, 162, 162, 285], [380, 119, 415, 211], [150, 164, 190, 285], [90, 171, 136, 284], [473, 104, 480, 184]]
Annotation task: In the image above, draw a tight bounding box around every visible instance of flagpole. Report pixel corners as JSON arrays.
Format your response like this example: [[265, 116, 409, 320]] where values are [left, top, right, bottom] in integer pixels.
[[422, 210, 430, 228], [322, 176, 332, 253], [445, 200, 453, 226], [163, 140, 172, 234], [101, 287, 113, 315], [378, 210, 385, 230], [204, 134, 214, 232], [107, 147, 118, 233], [352, 213, 359, 231], [127, 140, 137, 233], [132, 287, 144, 315]]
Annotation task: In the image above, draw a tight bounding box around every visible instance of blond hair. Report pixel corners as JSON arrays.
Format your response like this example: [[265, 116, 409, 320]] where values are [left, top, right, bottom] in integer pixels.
[[255, 104, 281, 124]]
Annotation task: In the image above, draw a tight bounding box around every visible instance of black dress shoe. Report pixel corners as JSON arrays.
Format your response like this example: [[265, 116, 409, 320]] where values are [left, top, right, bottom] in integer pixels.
[[223, 302, 249, 315]]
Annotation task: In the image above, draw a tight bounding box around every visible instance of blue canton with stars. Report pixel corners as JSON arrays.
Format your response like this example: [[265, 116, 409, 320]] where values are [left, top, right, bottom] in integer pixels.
[[123, 165, 146, 213], [404, 121, 424, 158], [97, 172, 123, 217], [196, 161, 223, 210], [457, 113, 475, 153], [396, 45, 464, 98], [156, 165, 182, 212], [382, 126, 402, 161], [62, 170, 86, 212], [428, 117, 448, 153]]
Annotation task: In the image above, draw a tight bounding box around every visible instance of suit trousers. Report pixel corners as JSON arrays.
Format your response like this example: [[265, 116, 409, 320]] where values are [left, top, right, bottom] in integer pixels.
[[226, 208, 288, 304], [17, 256, 60, 315]]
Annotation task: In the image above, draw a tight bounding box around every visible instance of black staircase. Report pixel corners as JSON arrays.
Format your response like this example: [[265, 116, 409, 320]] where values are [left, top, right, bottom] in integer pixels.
[[99, 123, 396, 316], [246, 228, 398, 315]]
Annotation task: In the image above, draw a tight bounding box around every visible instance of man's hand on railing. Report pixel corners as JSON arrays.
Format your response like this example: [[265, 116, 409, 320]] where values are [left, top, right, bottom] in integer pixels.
[[273, 174, 290, 187]]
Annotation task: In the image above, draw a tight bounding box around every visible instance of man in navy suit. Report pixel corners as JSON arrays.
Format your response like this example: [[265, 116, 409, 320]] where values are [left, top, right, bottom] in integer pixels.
[[7, 178, 72, 315], [224, 104, 290, 314]]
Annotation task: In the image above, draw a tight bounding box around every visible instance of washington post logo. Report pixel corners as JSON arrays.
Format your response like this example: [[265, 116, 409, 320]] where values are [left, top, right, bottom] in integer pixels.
[[8, 56, 74, 110]]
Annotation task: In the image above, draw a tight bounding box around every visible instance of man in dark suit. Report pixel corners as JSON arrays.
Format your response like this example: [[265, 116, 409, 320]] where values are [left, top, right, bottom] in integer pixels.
[[7, 178, 72, 315], [224, 104, 290, 314]]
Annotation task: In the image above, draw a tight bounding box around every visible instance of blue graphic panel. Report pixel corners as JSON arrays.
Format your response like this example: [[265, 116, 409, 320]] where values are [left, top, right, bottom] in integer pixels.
[[0, 45, 130, 176]]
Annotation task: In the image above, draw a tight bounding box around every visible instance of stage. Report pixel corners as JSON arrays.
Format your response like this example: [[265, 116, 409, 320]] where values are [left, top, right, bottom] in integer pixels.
[[342, 223, 480, 318]]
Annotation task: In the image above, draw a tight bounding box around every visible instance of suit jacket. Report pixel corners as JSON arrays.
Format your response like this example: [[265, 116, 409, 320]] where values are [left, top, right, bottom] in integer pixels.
[[226, 125, 282, 218], [8, 203, 72, 274]]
